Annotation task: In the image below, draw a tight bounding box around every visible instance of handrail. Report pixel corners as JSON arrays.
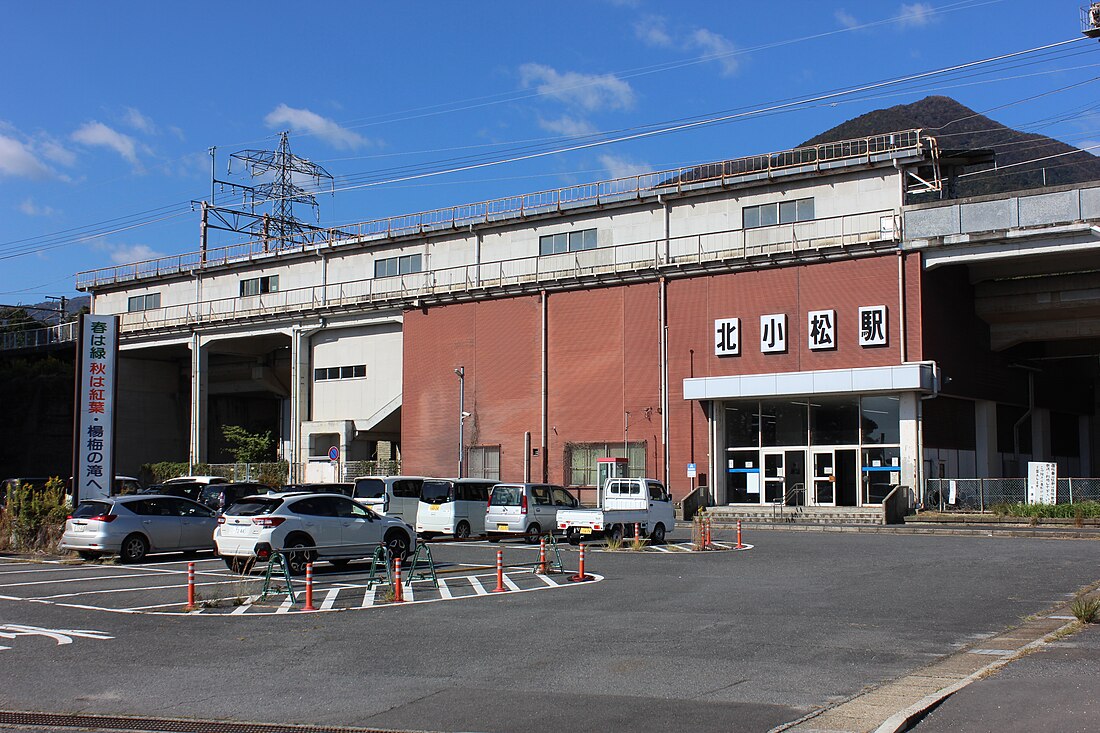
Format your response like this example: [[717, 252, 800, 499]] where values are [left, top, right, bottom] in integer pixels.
[[109, 208, 898, 334], [0, 321, 79, 352], [881, 484, 908, 524], [75, 129, 926, 289], [771, 482, 805, 520]]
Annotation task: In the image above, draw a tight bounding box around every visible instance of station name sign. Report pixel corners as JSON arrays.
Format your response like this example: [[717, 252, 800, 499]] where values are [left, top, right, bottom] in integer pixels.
[[715, 305, 887, 356]]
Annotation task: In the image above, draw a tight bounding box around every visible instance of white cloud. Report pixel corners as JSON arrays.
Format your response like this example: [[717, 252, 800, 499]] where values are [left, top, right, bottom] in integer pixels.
[[37, 135, 76, 167], [835, 9, 860, 29], [519, 63, 636, 112], [598, 154, 652, 179], [72, 121, 141, 166], [688, 28, 739, 77], [538, 116, 598, 137], [0, 133, 53, 179], [897, 2, 934, 27], [123, 107, 156, 134], [19, 198, 58, 217], [264, 104, 369, 150], [93, 240, 164, 265], [635, 15, 673, 48]]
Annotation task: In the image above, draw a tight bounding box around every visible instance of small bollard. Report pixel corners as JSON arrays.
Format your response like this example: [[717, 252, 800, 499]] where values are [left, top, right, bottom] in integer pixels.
[[634, 522, 641, 541], [736, 519, 743, 549], [184, 561, 196, 611], [570, 543, 592, 582], [393, 558, 404, 603], [303, 562, 317, 611], [538, 537, 547, 575], [492, 548, 507, 592], [705, 517, 712, 549]]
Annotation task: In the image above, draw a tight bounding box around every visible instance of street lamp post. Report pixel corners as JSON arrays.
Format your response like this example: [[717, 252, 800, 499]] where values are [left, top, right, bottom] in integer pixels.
[[455, 366, 465, 478]]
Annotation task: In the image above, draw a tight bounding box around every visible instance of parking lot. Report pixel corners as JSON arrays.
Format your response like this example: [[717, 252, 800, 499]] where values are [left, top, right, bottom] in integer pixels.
[[1, 529, 1098, 733]]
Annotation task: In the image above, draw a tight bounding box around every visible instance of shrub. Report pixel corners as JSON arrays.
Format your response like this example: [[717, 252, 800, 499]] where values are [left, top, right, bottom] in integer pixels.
[[1071, 594, 1100, 624], [989, 502, 1100, 520], [0, 477, 69, 553]]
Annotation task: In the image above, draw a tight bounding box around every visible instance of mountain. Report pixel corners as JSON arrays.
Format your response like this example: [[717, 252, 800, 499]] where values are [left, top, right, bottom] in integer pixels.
[[801, 96, 1100, 198]]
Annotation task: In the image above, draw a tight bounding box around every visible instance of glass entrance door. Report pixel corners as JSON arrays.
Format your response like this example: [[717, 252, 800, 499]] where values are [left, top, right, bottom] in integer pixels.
[[811, 450, 836, 506], [762, 450, 786, 504]]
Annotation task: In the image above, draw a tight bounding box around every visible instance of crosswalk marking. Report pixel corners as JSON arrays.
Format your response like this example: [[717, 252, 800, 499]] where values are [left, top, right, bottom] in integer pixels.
[[467, 576, 488, 595], [437, 579, 452, 599], [319, 588, 340, 611]]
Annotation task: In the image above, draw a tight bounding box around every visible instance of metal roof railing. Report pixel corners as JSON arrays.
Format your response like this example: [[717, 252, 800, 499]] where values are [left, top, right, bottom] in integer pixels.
[[74, 130, 926, 290], [0, 321, 78, 351]]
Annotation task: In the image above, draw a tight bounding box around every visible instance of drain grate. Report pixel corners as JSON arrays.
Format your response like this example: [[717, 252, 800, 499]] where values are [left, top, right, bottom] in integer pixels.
[[0, 710, 435, 733]]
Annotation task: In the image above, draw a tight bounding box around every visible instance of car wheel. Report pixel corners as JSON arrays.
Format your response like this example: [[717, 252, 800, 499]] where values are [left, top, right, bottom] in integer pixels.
[[454, 521, 471, 540], [607, 525, 624, 543], [421, 532, 438, 541], [283, 534, 316, 576], [650, 523, 666, 545], [567, 531, 581, 546], [77, 551, 100, 561], [330, 559, 351, 569], [524, 524, 541, 544], [223, 556, 251, 574], [119, 534, 149, 563], [384, 530, 411, 561], [487, 536, 501, 543]]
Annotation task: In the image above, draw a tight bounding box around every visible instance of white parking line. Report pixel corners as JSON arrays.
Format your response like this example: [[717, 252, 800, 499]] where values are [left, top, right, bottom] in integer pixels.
[[536, 574, 558, 587], [275, 593, 298, 614], [467, 576, 488, 596], [28, 578, 255, 601], [0, 572, 170, 589], [231, 601, 253, 615], [361, 588, 376, 607], [319, 588, 340, 611], [403, 584, 415, 602], [437, 579, 452, 600]]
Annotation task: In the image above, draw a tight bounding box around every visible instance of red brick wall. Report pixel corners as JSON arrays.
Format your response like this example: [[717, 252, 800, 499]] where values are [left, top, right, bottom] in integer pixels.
[[403, 254, 920, 499]]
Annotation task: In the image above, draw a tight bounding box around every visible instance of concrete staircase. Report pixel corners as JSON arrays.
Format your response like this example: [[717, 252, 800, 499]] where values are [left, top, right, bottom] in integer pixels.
[[704, 504, 887, 525]]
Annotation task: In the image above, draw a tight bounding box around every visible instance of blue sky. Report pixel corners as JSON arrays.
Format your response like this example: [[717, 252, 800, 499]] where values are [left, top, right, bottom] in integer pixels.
[[1, 1, 1096, 303]]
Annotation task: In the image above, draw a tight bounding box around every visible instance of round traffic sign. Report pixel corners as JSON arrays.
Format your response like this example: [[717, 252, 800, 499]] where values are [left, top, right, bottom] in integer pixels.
[[328, 445, 340, 461]]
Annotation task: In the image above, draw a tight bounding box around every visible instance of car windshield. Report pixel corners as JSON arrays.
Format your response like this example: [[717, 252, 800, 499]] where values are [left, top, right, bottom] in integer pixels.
[[354, 479, 385, 499], [72, 501, 111, 518], [489, 486, 522, 506], [420, 480, 454, 505], [225, 498, 280, 516], [199, 486, 223, 504]]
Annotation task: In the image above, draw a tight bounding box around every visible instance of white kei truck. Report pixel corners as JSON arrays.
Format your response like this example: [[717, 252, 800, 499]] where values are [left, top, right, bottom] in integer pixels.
[[556, 477, 675, 545]]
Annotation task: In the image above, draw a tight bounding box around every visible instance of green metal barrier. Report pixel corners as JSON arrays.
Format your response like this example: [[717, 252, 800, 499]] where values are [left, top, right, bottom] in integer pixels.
[[259, 551, 295, 602], [404, 543, 439, 589], [366, 545, 395, 591]]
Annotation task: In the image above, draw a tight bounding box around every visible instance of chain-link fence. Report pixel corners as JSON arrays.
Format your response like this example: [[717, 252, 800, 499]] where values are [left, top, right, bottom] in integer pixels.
[[204, 462, 288, 486], [923, 478, 1100, 511]]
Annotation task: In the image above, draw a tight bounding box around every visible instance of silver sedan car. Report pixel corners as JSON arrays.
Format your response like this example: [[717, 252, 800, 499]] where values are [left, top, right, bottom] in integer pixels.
[[60, 495, 219, 562]]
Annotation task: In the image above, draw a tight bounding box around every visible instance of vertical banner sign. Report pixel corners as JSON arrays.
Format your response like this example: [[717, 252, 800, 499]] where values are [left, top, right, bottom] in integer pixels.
[[1027, 461, 1058, 505], [73, 314, 119, 503]]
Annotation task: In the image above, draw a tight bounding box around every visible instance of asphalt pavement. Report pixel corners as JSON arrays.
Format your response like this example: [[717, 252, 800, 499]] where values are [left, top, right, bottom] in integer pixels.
[[911, 621, 1100, 733], [0, 530, 1098, 733]]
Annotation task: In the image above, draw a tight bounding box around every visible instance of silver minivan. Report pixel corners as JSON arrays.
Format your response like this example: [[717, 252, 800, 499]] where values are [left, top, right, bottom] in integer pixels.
[[352, 475, 425, 526], [486, 483, 579, 543]]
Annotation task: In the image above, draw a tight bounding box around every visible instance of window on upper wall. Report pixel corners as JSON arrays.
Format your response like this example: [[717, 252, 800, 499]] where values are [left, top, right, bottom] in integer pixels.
[[539, 228, 597, 256], [374, 253, 422, 278], [240, 275, 278, 297], [564, 441, 646, 487], [466, 445, 501, 481], [743, 198, 815, 229], [313, 364, 367, 381], [126, 293, 161, 312]]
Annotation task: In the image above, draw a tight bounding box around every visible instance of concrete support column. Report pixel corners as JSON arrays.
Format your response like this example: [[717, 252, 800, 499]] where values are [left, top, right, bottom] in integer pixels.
[[1031, 407, 1052, 462], [712, 400, 726, 505], [188, 334, 208, 467], [899, 392, 921, 500], [289, 325, 314, 483], [975, 400, 1000, 478], [1079, 415, 1091, 477]]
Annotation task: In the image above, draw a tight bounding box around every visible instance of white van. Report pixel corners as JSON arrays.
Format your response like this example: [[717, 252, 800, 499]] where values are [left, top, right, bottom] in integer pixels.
[[352, 475, 425, 526], [415, 478, 496, 539]]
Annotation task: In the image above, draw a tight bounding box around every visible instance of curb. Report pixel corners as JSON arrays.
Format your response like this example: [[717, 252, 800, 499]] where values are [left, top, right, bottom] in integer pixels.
[[695, 522, 1100, 540]]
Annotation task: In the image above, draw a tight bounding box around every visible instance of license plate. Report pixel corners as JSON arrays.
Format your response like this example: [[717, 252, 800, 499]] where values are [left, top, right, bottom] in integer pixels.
[[224, 525, 250, 536], [580, 527, 592, 535], [497, 524, 509, 531], [72, 524, 86, 533], [430, 505, 440, 511]]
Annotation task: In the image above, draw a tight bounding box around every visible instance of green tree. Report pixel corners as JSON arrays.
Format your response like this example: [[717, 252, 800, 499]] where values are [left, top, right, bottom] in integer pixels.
[[0, 307, 44, 333], [221, 425, 274, 463]]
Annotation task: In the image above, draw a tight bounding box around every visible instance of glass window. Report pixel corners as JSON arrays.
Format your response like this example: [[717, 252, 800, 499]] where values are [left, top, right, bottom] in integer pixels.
[[811, 397, 859, 445], [759, 203, 779, 227], [73, 501, 111, 518], [861, 447, 901, 503], [352, 365, 366, 378], [393, 479, 422, 498], [742, 206, 760, 229], [568, 230, 596, 251], [421, 480, 454, 504], [724, 402, 759, 448], [779, 200, 798, 224], [552, 488, 578, 507], [565, 442, 646, 486], [531, 487, 553, 505], [541, 229, 595, 256], [314, 368, 328, 381], [240, 276, 277, 296], [490, 486, 522, 506], [353, 478, 385, 499], [796, 198, 815, 221], [467, 445, 501, 481], [127, 293, 160, 312], [861, 395, 901, 445], [399, 254, 422, 274], [760, 400, 808, 447]]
